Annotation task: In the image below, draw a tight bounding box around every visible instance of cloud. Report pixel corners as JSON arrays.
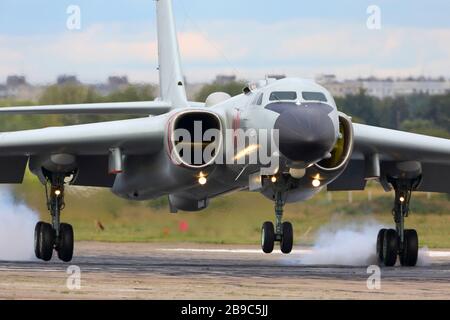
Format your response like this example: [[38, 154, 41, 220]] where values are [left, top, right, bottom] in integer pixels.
[[1, 19, 450, 83]]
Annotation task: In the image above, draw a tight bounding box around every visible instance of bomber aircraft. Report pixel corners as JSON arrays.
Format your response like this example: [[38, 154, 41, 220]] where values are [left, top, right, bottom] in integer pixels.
[[1, 0, 449, 266]]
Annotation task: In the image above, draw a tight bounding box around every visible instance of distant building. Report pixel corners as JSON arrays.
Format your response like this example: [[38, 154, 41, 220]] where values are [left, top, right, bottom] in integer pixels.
[[0, 75, 43, 100], [0, 84, 7, 99], [316, 75, 361, 97], [361, 78, 450, 99], [93, 76, 131, 96], [57, 75, 80, 85], [316, 74, 450, 98], [6, 75, 27, 87], [215, 75, 236, 85], [315, 74, 337, 84], [108, 76, 129, 88]]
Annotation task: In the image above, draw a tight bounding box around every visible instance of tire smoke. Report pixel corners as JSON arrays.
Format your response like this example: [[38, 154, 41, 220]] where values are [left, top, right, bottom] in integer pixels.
[[299, 220, 384, 266], [0, 188, 39, 261], [283, 220, 430, 266]]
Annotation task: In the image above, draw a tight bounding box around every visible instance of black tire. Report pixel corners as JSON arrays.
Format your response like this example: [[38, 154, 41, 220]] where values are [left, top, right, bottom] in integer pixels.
[[34, 221, 44, 259], [261, 222, 275, 254], [382, 229, 398, 267], [376, 229, 387, 263], [280, 222, 293, 254], [39, 223, 55, 262], [400, 229, 418, 267], [57, 223, 74, 262]]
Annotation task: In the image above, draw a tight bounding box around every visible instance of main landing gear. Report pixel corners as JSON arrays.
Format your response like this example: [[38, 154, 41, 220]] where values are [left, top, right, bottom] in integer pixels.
[[376, 176, 421, 267], [261, 190, 294, 254], [34, 173, 74, 262]]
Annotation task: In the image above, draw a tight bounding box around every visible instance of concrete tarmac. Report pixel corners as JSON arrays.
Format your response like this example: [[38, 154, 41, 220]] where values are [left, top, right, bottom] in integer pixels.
[[0, 242, 449, 299]]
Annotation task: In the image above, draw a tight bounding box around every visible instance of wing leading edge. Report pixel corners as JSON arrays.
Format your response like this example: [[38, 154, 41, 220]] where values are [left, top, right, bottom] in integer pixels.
[[0, 116, 166, 186], [0, 101, 171, 115], [1, 101, 208, 115], [329, 123, 450, 193]]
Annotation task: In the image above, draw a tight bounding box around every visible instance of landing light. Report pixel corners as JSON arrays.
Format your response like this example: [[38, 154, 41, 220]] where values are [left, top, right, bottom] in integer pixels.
[[399, 196, 405, 203], [271, 176, 277, 183], [312, 179, 321, 188], [54, 190, 61, 196], [198, 172, 207, 186]]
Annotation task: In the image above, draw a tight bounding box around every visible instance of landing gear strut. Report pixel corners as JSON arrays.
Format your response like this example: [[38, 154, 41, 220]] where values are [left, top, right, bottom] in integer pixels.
[[261, 190, 293, 254], [377, 177, 420, 267], [34, 172, 74, 262]]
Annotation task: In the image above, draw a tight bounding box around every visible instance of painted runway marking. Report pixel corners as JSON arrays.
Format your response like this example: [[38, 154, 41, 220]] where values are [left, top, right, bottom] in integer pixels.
[[428, 251, 450, 257], [158, 248, 312, 254], [157, 248, 450, 257]]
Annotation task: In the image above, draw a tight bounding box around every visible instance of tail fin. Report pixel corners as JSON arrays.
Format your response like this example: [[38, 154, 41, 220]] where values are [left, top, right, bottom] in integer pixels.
[[156, 0, 189, 108]]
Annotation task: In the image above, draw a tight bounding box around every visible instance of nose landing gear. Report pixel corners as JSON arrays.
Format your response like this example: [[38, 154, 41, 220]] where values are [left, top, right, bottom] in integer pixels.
[[261, 190, 294, 254], [34, 173, 74, 262]]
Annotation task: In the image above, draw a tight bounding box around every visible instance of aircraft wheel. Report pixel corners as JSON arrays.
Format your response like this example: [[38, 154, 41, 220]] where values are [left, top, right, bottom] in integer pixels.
[[376, 229, 387, 263], [280, 222, 293, 254], [382, 229, 398, 267], [57, 223, 74, 262], [400, 229, 418, 267], [261, 222, 275, 254], [34, 221, 45, 260], [38, 223, 55, 262]]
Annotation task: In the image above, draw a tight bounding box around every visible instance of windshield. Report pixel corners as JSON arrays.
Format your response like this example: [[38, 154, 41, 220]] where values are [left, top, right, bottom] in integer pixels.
[[269, 91, 297, 101], [302, 91, 327, 102]]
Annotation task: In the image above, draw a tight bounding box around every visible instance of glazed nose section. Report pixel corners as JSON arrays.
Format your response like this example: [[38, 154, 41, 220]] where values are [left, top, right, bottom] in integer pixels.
[[274, 103, 336, 164]]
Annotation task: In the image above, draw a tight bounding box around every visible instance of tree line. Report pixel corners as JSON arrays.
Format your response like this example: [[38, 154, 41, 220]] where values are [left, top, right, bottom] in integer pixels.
[[197, 81, 450, 138], [0, 81, 449, 138]]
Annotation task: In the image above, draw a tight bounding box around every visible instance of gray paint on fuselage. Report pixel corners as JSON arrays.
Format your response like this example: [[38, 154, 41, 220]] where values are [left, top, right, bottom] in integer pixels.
[[110, 78, 340, 203]]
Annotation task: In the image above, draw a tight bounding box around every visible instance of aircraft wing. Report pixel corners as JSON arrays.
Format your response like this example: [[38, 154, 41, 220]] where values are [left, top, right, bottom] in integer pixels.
[[0, 101, 206, 115], [0, 116, 165, 187], [328, 123, 450, 193]]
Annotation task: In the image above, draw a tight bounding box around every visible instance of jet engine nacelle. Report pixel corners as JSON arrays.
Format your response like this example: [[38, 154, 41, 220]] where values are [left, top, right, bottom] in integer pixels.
[[29, 154, 78, 184], [313, 112, 354, 176], [113, 110, 224, 201], [167, 110, 223, 169]]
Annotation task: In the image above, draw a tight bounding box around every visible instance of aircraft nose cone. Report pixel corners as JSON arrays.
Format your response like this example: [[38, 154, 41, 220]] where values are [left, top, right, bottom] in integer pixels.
[[273, 103, 336, 164]]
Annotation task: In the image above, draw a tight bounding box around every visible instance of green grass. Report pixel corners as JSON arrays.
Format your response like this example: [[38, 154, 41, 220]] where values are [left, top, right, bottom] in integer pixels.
[[13, 173, 450, 248]]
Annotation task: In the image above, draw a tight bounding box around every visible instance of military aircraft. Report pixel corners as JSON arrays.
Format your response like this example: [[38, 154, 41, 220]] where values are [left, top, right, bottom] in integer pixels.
[[1, 0, 449, 266]]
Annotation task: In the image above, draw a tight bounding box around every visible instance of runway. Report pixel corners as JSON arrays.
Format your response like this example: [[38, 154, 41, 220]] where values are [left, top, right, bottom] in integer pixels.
[[0, 242, 449, 299]]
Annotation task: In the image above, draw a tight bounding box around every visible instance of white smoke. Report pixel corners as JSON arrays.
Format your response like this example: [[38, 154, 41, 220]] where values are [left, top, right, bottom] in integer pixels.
[[283, 220, 431, 266], [0, 187, 39, 261], [299, 220, 384, 266], [417, 247, 431, 266]]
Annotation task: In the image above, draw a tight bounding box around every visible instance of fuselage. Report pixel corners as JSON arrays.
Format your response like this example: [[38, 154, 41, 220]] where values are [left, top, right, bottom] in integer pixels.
[[111, 78, 344, 209]]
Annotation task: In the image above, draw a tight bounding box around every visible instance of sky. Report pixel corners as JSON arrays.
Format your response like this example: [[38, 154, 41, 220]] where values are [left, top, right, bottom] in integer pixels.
[[1, 0, 450, 84]]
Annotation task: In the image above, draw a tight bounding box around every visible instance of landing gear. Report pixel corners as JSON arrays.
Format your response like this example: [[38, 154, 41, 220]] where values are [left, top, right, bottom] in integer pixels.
[[261, 222, 275, 254], [376, 228, 386, 262], [400, 229, 418, 267], [34, 222, 55, 261], [377, 176, 421, 267], [261, 191, 294, 254], [280, 222, 293, 254], [34, 172, 74, 262], [57, 223, 74, 262]]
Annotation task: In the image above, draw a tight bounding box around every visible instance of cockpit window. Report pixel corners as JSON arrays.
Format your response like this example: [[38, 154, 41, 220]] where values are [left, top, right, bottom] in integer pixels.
[[302, 91, 327, 102], [269, 91, 297, 101]]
